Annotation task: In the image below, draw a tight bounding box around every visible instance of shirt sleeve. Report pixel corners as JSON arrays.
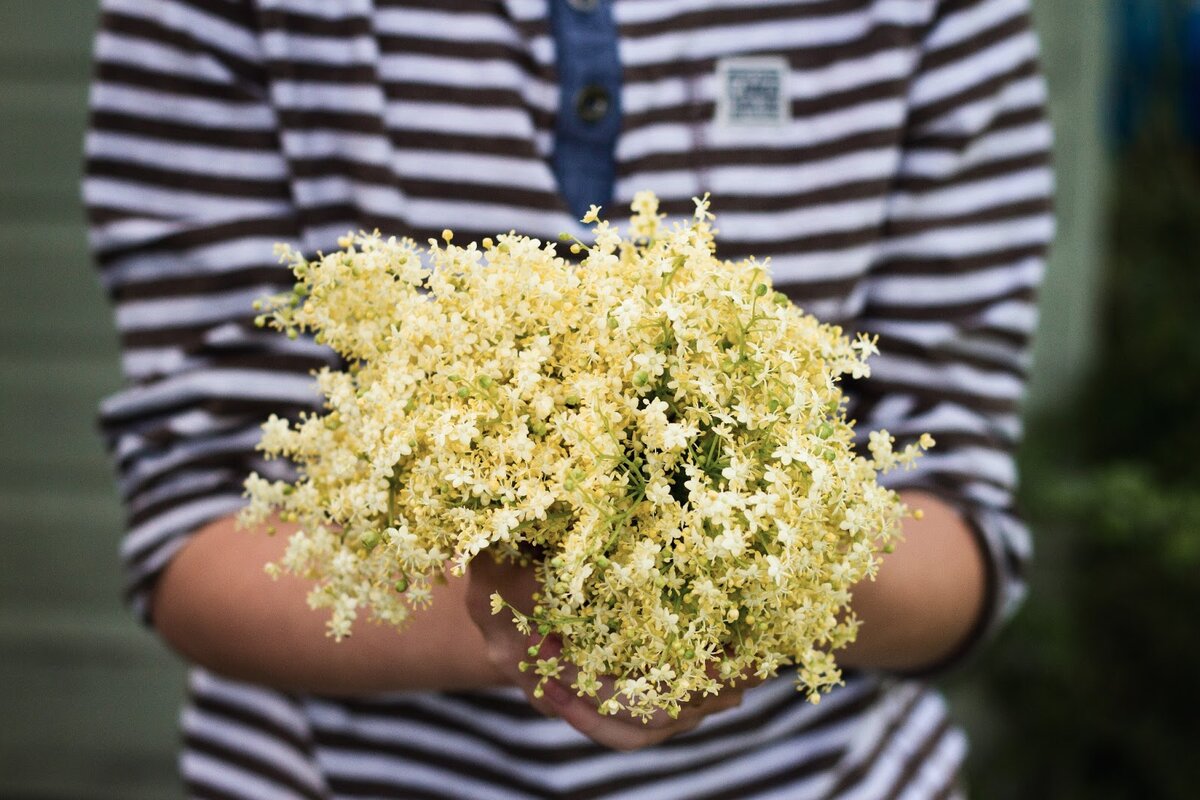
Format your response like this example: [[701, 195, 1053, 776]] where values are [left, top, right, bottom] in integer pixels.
[[84, 0, 333, 624], [851, 0, 1055, 669]]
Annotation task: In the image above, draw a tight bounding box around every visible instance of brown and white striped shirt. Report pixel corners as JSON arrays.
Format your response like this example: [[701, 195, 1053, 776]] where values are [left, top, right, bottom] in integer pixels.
[[85, 0, 1053, 797]]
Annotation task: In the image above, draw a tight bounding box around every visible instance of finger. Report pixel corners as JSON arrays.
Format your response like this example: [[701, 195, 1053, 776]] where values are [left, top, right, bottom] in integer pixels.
[[551, 692, 707, 751], [516, 671, 563, 720], [522, 643, 754, 735], [554, 673, 710, 731], [526, 636, 611, 715], [640, 682, 749, 732], [729, 669, 768, 691], [679, 688, 744, 721], [536, 670, 694, 741], [548, 691, 658, 751], [514, 634, 577, 719], [466, 554, 541, 616], [463, 566, 497, 625]]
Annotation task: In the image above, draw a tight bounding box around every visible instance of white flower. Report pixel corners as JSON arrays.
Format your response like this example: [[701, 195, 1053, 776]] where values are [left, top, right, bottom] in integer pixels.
[[246, 194, 927, 717]]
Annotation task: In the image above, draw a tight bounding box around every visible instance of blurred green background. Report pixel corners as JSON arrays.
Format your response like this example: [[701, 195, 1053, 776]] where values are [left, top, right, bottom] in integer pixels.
[[0, 2, 185, 798], [1, 0, 1196, 797]]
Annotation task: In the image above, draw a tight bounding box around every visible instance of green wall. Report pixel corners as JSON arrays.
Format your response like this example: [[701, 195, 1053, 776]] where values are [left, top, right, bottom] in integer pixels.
[[1026, 0, 1111, 412], [0, 1, 1109, 796], [0, 2, 183, 797]]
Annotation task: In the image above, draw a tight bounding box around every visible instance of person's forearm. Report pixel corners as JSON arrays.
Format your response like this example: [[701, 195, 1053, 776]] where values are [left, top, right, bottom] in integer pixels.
[[156, 490, 984, 695], [839, 490, 987, 672], [153, 513, 505, 695]]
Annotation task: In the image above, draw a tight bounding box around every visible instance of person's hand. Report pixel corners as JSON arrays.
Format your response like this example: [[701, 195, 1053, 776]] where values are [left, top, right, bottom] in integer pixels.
[[464, 553, 561, 717], [523, 633, 762, 751], [465, 554, 761, 751]]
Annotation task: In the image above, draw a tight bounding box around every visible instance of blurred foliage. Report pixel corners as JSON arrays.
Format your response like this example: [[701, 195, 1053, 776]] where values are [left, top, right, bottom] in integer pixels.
[[1083, 139, 1200, 479], [960, 117, 1200, 799]]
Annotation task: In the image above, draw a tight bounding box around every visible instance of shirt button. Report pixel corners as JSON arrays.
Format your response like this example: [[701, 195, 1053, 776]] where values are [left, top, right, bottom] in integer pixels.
[[575, 84, 611, 123], [567, 0, 599, 11]]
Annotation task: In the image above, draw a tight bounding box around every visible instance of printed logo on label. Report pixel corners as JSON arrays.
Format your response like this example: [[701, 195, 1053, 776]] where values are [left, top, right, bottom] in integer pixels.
[[715, 56, 790, 127]]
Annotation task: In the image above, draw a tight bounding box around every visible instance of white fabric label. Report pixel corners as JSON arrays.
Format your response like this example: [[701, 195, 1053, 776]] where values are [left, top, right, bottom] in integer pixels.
[[715, 56, 791, 127]]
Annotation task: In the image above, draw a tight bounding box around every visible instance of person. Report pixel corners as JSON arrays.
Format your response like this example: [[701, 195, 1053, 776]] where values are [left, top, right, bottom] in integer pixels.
[[84, 0, 1053, 796]]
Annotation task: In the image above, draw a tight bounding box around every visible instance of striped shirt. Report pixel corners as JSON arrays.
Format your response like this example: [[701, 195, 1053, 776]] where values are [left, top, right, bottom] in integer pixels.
[[84, 0, 1053, 797]]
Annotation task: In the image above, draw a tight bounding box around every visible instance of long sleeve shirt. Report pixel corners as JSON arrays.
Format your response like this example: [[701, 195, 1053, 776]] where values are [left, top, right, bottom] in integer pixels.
[[84, 1, 1053, 797]]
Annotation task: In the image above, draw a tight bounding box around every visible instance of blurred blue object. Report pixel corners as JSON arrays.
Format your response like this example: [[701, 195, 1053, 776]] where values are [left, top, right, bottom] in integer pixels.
[[1183, 1, 1200, 141], [1110, 0, 1200, 147], [1111, 0, 1163, 147]]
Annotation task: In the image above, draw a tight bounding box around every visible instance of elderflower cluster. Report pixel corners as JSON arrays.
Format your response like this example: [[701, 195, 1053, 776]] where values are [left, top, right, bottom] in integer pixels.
[[243, 192, 931, 719]]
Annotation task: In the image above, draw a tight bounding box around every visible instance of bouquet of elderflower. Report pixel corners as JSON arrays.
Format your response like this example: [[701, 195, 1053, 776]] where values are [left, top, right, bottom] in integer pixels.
[[242, 192, 931, 719]]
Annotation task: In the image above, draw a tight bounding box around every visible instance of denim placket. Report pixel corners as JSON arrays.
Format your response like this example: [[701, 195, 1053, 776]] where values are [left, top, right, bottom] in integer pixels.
[[548, 0, 622, 219]]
